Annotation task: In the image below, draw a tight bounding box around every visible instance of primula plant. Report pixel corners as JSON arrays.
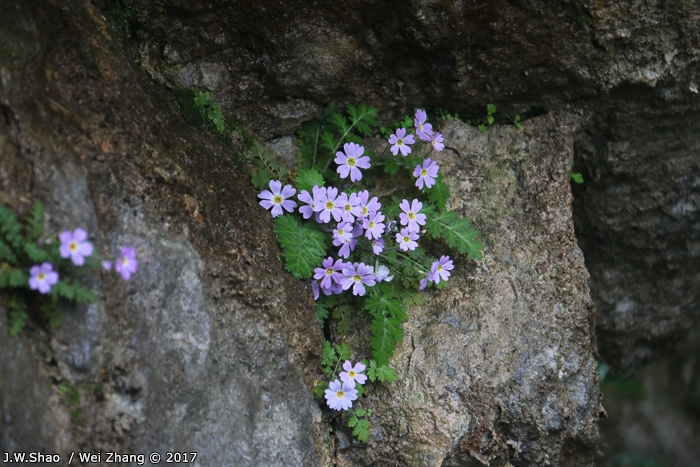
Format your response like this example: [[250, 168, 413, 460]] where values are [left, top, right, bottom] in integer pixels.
[[0, 203, 138, 335], [251, 103, 483, 442]]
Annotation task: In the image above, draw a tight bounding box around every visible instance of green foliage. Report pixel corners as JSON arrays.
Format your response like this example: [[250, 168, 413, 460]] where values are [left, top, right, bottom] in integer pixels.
[[315, 302, 329, 325], [570, 160, 584, 184], [514, 115, 522, 129], [464, 103, 498, 132], [365, 359, 398, 383], [427, 177, 451, 210], [365, 287, 407, 365], [273, 216, 327, 279], [250, 140, 286, 191], [1, 202, 99, 335], [348, 408, 372, 442], [435, 107, 460, 122], [426, 210, 484, 260], [294, 168, 325, 193], [193, 90, 225, 133]]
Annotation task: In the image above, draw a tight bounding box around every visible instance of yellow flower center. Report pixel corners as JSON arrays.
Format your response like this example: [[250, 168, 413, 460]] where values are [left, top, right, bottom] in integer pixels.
[[362, 207, 368, 216], [403, 236, 410, 243], [325, 201, 335, 210], [397, 138, 404, 146], [273, 195, 283, 205], [121, 257, 128, 266], [326, 268, 334, 276], [369, 221, 375, 229], [347, 157, 356, 167], [344, 204, 352, 212], [69, 242, 78, 252], [338, 229, 345, 236], [349, 370, 356, 378], [421, 169, 428, 177], [353, 274, 361, 282], [337, 390, 345, 399], [38, 273, 45, 280], [438, 265, 443, 272], [408, 211, 415, 220]]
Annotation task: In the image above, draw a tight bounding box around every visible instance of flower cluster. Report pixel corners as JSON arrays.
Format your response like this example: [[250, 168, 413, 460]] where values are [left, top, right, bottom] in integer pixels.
[[257, 108, 455, 297], [387, 109, 443, 191], [27, 228, 138, 295], [325, 360, 367, 411]]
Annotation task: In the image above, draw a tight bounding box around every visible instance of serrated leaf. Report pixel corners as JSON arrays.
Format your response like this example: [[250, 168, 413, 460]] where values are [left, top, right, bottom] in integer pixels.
[[294, 168, 325, 193], [428, 177, 450, 210], [375, 364, 398, 382], [335, 342, 351, 361], [0, 238, 18, 264], [9, 308, 28, 336], [322, 340, 336, 367], [354, 408, 366, 417], [366, 294, 406, 366], [315, 302, 329, 325], [0, 205, 23, 249], [426, 210, 484, 260], [193, 90, 210, 107], [25, 202, 45, 241], [384, 157, 401, 176], [23, 242, 51, 263], [274, 216, 327, 279], [487, 103, 497, 115]]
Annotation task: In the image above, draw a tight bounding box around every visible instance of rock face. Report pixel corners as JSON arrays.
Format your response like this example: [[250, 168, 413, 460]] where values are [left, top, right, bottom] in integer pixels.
[[333, 115, 600, 466], [2, 0, 699, 465]]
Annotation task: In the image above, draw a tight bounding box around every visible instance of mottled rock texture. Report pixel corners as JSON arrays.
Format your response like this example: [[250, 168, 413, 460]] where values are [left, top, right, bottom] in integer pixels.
[[2, 0, 699, 465]]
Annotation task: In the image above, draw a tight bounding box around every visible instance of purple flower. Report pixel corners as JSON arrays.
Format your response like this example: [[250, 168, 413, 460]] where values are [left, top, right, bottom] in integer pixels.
[[419, 276, 429, 291], [314, 257, 345, 290], [430, 132, 445, 152], [430, 255, 454, 284], [362, 211, 385, 240], [414, 158, 440, 190], [115, 246, 138, 281], [28, 262, 59, 294], [335, 142, 371, 182], [297, 189, 316, 219], [374, 264, 394, 282], [341, 262, 376, 296], [399, 199, 427, 233], [371, 238, 385, 255], [356, 190, 381, 219], [59, 228, 94, 266], [396, 228, 419, 251], [102, 260, 113, 271], [332, 221, 354, 245], [388, 128, 415, 156], [339, 360, 368, 385], [336, 192, 362, 223], [313, 186, 344, 223], [324, 379, 358, 411], [258, 180, 297, 218], [414, 109, 433, 141]]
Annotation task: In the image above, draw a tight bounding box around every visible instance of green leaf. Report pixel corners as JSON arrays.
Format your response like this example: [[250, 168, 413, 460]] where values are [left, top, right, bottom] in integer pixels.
[[23, 242, 51, 263], [570, 172, 584, 184], [193, 90, 210, 108], [294, 168, 325, 193], [315, 302, 329, 325], [25, 202, 45, 242], [0, 238, 18, 264], [52, 279, 96, 303], [0, 267, 27, 288], [9, 308, 28, 336], [274, 216, 327, 279], [426, 210, 484, 260], [427, 177, 450, 210], [374, 364, 398, 382], [322, 340, 336, 368], [365, 294, 406, 365], [334, 342, 351, 361], [383, 157, 401, 176], [0, 205, 23, 249], [487, 103, 497, 115]]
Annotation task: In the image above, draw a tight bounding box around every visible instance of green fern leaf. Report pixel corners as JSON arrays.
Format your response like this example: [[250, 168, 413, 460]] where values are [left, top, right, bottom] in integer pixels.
[[294, 168, 325, 193], [426, 210, 484, 260], [274, 216, 327, 279], [427, 177, 450, 210], [0, 238, 18, 264], [25, 202, 45, 241], [0, 205, 23, 249], [315, 302, 329, 325], [366, 293, 406, 365]]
